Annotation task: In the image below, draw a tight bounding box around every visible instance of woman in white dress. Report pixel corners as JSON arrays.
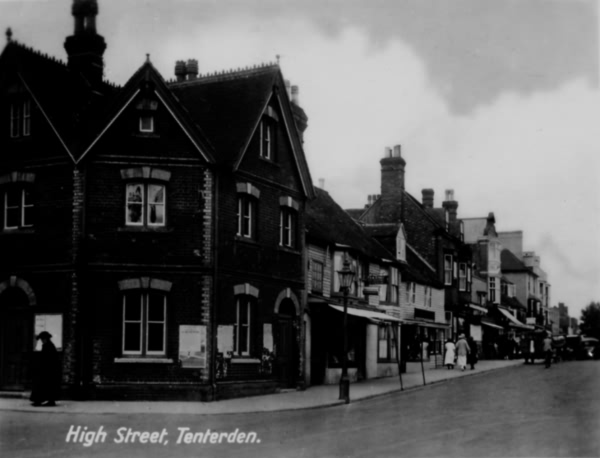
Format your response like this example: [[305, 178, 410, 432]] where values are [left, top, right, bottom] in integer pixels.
[[444, 338, 456, 369]]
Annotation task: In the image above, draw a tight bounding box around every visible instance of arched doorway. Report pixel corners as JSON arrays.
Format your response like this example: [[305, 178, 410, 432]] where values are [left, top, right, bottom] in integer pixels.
[[0, 287, 33, 390], [275, 299, 298, 388]]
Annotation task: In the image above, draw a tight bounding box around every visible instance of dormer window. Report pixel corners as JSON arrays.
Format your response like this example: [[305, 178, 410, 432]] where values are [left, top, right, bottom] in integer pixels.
[[10, 99, 31, 138], [259, 107, 278, 160]]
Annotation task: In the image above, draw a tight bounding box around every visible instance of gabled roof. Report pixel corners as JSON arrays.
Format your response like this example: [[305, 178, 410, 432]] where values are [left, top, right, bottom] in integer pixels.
[[501, 249, 538, 276], [346, 208, 366, 220], [404, 244, 443, 288], [168, 64, 313, 197], [306, 188, 394, 261], [78, 59, 215, 164], [0, 40, 119, 161]]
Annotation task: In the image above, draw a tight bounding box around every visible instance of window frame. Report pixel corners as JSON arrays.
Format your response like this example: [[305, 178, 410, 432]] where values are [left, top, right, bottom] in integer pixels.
[[125, 182, 166, 228], [139, 114, 154, 133], [237, 194, 256, 239], [234, 296, 253, 356], [378, 324, 397, 362], [279, 207, 297, 248], [311, 260, 324, 294], [489, 277, 497, 303], [458, 262, 467, 291], [259, 119, 274, 160], [3, 187, 34, 230], [444, 254, 453, 286], [122, 291, 167, 357]]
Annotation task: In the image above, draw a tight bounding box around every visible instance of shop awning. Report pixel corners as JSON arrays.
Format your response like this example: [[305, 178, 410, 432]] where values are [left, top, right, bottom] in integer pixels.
[[328, 304, 402, 323], [497, 308, 534, 330], [481, 319, 504, 330], [401, 319, 449, 329], [467, 303, 488, 314]]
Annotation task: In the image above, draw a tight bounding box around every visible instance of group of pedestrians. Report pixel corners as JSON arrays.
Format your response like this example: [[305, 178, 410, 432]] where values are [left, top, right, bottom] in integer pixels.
[[444, 334, 478, 371]]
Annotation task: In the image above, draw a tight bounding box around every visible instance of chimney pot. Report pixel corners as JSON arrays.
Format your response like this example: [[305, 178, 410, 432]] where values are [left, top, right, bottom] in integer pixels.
[[422, 188, 434, 208], [175, 60, 187, 82], [384, 146, 392, 158], [187, 59, 199, 80], [393, 144, 402, 157], [445, 189, 455, 201]]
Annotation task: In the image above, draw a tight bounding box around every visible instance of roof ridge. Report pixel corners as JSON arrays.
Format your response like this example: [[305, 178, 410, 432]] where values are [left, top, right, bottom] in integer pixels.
[[8, 40, 67, 67], [167, 61, 279, 86]]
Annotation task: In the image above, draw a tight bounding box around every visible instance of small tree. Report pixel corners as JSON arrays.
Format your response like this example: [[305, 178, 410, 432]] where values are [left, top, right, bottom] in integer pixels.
[[579, 302, 600, 339]]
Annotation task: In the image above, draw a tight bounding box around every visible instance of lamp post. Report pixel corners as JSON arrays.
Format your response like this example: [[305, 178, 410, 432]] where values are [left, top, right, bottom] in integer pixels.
[[337, 257, 355, 404]]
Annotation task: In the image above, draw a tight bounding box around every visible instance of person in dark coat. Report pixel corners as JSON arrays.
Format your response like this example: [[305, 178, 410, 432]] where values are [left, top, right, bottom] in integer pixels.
[[466, 336, 478, 370], [30, 331, 60, 407]]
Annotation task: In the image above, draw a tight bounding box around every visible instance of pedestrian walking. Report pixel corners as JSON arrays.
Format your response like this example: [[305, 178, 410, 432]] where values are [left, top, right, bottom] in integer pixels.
[[543, 333, 553, 369], [30, 331, 60, 407], [455, 334, 470, 371], [444, 338, 456, 369], [467, 336, 478, 370]]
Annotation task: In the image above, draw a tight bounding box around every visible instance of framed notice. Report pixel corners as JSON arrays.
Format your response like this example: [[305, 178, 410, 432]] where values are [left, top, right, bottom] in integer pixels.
[[34, 314, 63, 351], [179, 325, 206, 368], [263, 323, 273, 352], [217, 325, 234, 354]]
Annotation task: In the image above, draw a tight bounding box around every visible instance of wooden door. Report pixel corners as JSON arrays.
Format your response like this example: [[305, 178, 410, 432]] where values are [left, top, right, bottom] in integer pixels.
[[276, 300, 297, 388]]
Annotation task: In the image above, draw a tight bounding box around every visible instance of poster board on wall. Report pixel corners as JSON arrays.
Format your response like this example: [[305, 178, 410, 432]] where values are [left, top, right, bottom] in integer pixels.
[[263, 323, 273, 352], [217, 325, 234, 354], [178, 325, 207, 368], [34, 314, 63, 351]]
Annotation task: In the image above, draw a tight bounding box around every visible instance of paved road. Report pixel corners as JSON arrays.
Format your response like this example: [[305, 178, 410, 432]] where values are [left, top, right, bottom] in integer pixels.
[[1, 360, 599, 458]]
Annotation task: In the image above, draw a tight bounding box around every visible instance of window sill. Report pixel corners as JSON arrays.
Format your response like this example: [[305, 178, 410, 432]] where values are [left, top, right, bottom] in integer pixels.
[[277, 245, 300, 255], [235, 235, 259, 245], [229, 358, 261, 364], [132, 132, 161, 139], [114, 357, 173, 364], [1, 227, 35, 235], [258, 157, 280, 166], [118, 226, 173, 233]]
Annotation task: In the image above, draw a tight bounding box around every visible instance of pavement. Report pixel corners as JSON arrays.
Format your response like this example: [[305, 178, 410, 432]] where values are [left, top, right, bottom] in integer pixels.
[[0, 359, 522, 415]]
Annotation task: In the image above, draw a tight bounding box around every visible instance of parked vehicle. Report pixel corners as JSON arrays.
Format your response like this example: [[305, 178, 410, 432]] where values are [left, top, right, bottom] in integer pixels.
[[561, 335, 599, 360]]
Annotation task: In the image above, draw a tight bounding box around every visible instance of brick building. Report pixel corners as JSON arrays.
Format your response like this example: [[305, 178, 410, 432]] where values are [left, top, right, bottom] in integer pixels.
[[356, 146, 472, 342], [0, 0, 313, 400]]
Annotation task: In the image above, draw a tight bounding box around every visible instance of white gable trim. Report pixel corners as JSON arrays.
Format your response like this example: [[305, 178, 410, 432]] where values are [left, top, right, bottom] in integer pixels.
[[77, 88, 212, 164], [18, 73, 76, 163], [153, 90, 212, 163], [77, 89, 140, 164], [233, 91, 309, 196]]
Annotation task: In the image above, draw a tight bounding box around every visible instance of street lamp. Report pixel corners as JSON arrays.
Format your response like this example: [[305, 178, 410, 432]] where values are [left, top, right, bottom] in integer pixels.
[[337, 256, 355, 404]]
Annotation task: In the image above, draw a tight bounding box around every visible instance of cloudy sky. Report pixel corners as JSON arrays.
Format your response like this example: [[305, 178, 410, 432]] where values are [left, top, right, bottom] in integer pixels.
[[1, 0, 599, 319]]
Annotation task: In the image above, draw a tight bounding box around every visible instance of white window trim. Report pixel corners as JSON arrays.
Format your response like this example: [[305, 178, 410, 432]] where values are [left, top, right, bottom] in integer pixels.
[[4, 189, 33, 230], [444, 255, 453, 286], [125, 182, 166, 227], [458, 263, 467, 291], [237, 196, 254, 238], [260, 119, 272, 160], [122, 293, 167, 356], [279, 208, 295, 247], [22, 100, 31, 137], [235, 298, 251, 356], [139, 115, 154, 133]]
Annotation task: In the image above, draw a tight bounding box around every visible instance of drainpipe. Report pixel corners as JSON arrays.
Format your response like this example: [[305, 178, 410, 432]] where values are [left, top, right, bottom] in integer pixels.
[[209, 172, 219, 401]]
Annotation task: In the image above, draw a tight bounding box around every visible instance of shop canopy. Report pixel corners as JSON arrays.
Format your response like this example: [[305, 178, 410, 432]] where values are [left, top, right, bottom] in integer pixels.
[[401, 319, 448, 329], [467, 303, 488, 314], [328, 304, 402, 323], [481, 319, 504, 330], [497, 308, 534, 330]]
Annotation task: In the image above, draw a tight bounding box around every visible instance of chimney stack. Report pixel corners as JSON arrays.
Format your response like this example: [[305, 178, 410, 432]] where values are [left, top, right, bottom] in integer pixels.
[[174, 60, 187, 82], [291, 85, 299, 105], [442, 189, 458, 223], [378, 144, 406, 221], [186, 59, 199, 80], [64, 0, 106, 86], [422, 189, 434, 208]]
